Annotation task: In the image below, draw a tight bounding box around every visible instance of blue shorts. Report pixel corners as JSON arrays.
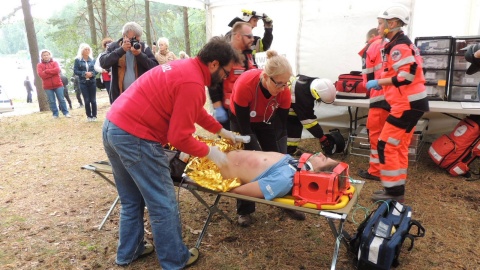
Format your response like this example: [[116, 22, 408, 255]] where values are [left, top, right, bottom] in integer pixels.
[[253, 155, 297, 200]]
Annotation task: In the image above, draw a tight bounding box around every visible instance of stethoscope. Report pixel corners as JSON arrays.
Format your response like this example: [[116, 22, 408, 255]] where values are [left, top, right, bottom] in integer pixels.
[[249, 79, 278, 119]]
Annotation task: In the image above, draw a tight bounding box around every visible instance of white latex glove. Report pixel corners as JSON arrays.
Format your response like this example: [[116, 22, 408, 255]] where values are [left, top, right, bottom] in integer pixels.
[[206, 146, 227, 168], [218, 128, 236, 144]]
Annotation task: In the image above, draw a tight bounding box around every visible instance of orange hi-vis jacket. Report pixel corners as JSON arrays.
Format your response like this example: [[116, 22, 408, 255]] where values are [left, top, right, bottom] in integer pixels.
[[381, 31, 429, 116], [222, 51, 256, 108], [359, 36, 390, 111]]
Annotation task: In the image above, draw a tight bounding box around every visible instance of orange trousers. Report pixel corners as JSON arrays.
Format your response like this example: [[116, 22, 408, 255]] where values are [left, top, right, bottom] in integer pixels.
[[366, 108, 389, 177]]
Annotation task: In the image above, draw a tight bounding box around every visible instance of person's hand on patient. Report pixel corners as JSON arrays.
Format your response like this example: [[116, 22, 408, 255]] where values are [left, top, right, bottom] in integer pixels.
[[207, 146, 227, 168], [218, 128, 236, 143]]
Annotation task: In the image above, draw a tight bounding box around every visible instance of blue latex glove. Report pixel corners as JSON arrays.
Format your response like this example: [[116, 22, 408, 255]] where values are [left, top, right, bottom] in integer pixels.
[[214, 107, 228, 123], [366, 80, 382, 90]]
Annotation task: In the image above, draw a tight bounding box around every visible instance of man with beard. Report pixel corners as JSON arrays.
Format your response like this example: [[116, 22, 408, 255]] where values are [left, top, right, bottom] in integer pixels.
[[209, 22, 257, 129], [102, 36, 240, 269]]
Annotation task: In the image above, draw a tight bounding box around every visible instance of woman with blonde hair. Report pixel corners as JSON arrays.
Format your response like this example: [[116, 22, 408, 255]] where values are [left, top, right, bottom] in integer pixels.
[[153, 37, 177, 64], [74, 43, 98, 122], [229, 50, 303, 226]]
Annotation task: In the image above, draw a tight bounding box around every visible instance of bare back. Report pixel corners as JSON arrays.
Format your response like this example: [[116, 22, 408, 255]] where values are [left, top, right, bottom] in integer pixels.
[[219, 150, 285, 183]]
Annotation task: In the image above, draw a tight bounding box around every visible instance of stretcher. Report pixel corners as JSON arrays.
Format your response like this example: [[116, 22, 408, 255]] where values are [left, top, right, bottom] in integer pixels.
[[81, 161, 364, 270]]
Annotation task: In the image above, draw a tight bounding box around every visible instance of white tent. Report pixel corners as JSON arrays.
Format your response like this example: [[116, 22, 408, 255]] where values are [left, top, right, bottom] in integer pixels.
[[152, 0, 480, 135]]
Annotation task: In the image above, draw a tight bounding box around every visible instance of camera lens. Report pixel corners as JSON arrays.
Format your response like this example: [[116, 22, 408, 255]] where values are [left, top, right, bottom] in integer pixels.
[[133, 43, 141, 50]]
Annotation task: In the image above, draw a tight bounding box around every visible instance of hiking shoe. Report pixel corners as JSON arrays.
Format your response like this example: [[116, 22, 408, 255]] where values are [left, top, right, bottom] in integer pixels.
[[283, 209, 306, 220], [237, 214, 253, 227], [185, 247, 199, 268], [65, 114, 72, 118], [371, 190, 405, 203], [358, 169, 380, 181]]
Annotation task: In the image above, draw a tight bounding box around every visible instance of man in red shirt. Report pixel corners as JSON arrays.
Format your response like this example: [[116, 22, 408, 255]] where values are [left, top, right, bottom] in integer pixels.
[[102, 37, 239, 268]]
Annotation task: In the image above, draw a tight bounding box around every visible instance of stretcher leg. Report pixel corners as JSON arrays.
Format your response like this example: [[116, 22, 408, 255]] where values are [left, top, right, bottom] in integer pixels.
[[98, 195, 119, 230], [321, 212, 348, 270]]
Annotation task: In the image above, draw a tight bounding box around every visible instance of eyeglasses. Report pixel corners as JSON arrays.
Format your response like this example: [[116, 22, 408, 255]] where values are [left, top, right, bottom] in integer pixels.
[[220, 66, 230, 79], [242, 34, 254, 39], [269, 76, 291, 88]]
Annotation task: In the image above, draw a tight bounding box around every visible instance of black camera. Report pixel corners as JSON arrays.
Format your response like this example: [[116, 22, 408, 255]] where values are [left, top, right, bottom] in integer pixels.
[[130, 36, 141, 50]]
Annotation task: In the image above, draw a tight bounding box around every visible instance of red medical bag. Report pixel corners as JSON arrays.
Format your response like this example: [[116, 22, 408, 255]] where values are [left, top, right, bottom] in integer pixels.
[[335, 71, 368, 99], [292, 153, 352, 208]]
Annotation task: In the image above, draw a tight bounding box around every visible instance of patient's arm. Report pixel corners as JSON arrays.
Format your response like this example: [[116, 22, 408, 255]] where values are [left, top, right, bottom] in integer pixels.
[[229, 182, 265, 198]]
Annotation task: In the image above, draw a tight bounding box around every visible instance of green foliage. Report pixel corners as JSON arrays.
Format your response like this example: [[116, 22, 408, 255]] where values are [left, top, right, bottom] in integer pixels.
[[0, 0, 206, 66]]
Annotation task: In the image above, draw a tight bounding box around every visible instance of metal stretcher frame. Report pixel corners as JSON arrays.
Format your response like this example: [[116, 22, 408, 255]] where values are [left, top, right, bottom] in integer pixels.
[[81, 161, 364, 270]]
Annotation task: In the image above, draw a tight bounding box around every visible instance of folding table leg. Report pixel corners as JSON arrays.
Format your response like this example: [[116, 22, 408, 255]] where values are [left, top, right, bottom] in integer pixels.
[[321, 212, 348, 270], [98, 195, 119, 230]]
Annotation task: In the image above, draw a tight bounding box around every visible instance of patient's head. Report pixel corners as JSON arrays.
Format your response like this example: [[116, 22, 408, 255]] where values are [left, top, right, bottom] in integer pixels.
[[302, 153, 339, 172]]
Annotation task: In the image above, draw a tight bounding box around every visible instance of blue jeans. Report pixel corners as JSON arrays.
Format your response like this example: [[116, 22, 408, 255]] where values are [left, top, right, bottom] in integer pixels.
[[45, 87, 68, 116], [80, 81, 97, 118], [102, 120, 189, 268]]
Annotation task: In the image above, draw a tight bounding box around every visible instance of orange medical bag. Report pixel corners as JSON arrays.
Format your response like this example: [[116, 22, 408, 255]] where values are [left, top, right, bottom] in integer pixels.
[[292, 153, 352, 208]]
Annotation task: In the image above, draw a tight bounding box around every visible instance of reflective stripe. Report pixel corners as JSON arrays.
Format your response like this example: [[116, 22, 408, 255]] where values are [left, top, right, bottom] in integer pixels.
[[381, 168, 407, 177], [370, 157, 380, 164], [363, 67, 374, 74], [373, 63, 383, 72], [288, 109, 297, 116], [370, 95, 385, 103], [382, 179, 406, 187], [392, 56, 415, 71], [287, 138, 301, 143], [370, 149, 378, 155], [368, 236, 383, 264], [398, 71, 415, 81], [393, 202, 404, 216], [387, 136, 400, 146], [301, 119, 318, 129], [287, 141, 300, 147], [408, 91, 427, 102]]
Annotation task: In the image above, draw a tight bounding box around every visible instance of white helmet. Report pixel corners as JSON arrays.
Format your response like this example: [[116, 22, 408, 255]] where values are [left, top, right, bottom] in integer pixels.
[[310, 78, 336, 104], [377, 5, 410, 25]]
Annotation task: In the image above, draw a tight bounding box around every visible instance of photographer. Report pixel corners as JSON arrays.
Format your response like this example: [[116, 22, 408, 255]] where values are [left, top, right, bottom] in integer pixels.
[[99, 22, 158, 103]]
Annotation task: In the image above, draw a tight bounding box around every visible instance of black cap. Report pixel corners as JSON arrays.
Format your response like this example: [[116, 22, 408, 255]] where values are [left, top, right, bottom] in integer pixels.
[[464, 43, 480, 75]]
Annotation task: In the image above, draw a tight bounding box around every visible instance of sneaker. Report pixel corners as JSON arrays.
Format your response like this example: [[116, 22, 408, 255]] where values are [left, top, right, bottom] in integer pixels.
[[53, 115, 59, 119], [357, 169, 380, 181], [78, 104, 84, 108], [87, 117, 92, 122], [116, 242, 154, 266], [65, 114, 72, 118], [92, 117, 97, 122], [185, 247, 199, 267], [371, 190, 405, 203], [283, 209, 306, 220], [237, 214, 253, 227]]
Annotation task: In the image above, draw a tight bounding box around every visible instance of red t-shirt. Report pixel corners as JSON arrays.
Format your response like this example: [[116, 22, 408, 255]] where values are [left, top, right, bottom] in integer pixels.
[[230, 69, 291, 122], [107, 58, 222, 157]]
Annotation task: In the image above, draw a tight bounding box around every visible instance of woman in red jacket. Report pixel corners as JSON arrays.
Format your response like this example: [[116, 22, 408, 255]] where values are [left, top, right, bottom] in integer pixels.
[[36, 49, 71, 119]]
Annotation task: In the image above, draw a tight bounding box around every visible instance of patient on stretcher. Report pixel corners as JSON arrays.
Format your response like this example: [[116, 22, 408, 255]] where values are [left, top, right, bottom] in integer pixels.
[[218, 151, 339, 200]]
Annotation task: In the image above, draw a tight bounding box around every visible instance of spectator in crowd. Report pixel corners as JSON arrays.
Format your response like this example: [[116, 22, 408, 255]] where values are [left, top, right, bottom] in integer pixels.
[[365, 5, 429, 202], [229, 50, 305, 226], [357, 28, 390, 181], [70, 75, 84, 108], [226, 9, 273, 54], [24, 76, 33, 103], [36, 49, 71, 119], [74, 43, 98, 122], [95, 37, 114, 104], [102, 36, 239, 269], [100, 22, 158, 103], [178, 51, 190, 59], [153, 37, 177, 64], [60, 73, 73, 110]]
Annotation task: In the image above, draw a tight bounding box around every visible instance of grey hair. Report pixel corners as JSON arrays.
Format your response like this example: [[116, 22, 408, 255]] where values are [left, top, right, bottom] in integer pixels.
[[122, 22, 143, 37], [157, 37, 169, 48], [75, 43, 93, 60]]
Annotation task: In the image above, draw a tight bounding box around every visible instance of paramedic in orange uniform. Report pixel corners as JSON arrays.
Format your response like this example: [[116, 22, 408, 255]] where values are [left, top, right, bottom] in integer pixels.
[[209, 22, 257, 129], [229, 50, 305, 226], [365, 5, 429, 202], [357, 28, 390, 181]]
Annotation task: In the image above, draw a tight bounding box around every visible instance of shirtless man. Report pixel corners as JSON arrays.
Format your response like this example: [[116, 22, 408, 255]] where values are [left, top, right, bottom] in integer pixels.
[[216, 151, 339, 200]]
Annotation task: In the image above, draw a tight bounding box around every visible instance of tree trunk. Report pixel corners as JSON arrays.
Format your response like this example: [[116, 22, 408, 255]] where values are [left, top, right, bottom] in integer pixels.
[[101, 0, 107, 38], [21, 0, 49, 111], [86, 0, 98, 52], [183, 6, 191, 56], [145, 0, 152, 47]]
